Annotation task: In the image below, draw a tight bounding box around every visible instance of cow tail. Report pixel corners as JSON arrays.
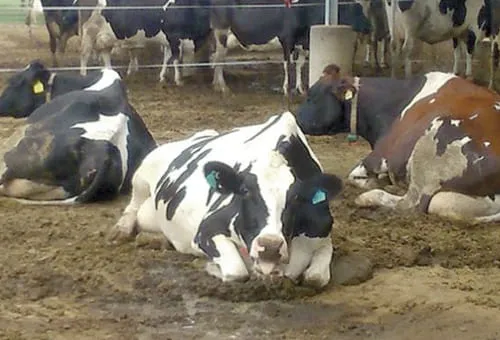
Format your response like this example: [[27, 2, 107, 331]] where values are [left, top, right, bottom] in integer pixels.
[[13, 157, 112, 206]]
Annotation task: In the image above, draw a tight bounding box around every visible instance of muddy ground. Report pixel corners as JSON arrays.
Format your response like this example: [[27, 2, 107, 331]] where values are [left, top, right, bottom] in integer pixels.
[[1, 23, 500, 340]]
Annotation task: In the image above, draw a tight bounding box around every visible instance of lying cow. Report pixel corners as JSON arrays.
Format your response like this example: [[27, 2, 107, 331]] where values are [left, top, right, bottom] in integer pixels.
[[0, 60, 125, 118], [110, 112, 342, 286], [0, 69, 156, 204], [297, 64, 500, 222]]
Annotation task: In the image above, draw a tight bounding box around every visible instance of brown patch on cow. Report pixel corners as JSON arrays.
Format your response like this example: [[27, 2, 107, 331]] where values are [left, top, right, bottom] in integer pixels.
[[366, 77, 500, 184]]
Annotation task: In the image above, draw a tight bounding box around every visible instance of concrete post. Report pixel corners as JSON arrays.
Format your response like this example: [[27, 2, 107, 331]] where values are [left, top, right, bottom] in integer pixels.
[[308, 25, 357, 87]]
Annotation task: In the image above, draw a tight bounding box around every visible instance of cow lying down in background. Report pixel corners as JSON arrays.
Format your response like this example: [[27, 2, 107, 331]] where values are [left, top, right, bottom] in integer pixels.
[[0, 69, 156, 204], [110, 112, 343, 287], [0, 60, 127, 119], [297, 63, 500, 223]]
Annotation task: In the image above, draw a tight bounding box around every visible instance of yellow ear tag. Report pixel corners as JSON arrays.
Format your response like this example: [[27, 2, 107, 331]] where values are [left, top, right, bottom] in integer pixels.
[[33, 81, 44, 94], [344, 90, 353, 100]]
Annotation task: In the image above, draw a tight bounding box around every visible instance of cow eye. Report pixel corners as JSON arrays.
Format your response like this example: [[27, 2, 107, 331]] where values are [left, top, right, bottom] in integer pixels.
[[239, 186, 249, 196]]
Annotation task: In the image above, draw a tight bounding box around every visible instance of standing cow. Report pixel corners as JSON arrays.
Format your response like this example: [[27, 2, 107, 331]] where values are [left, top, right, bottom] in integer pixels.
[[38, 0, 97, 66], [110, 112, 343, 286], [210, 0, 373, 96], [384, 0, 500, 89], [97, 0, 212, 85], [0, 69, 156, 203]]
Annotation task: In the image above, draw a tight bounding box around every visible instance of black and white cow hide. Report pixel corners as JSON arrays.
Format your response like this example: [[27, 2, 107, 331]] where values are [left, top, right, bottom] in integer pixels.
[[111, 112, 343, 287], [0, 69, 157, 204]]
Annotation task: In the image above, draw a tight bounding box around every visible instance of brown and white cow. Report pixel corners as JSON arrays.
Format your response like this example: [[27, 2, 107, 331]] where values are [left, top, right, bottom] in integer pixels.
[[297, 63, 500, 222]]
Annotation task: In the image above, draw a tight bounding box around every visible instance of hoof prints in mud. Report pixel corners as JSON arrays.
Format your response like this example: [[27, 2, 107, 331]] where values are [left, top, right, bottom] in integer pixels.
[[134, 256, 321, 302]]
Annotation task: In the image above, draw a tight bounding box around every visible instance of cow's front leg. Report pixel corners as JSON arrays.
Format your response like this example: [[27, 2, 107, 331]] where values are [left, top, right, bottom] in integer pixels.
[[108, 173, 152, 242], [302, 239, 332, 288], [285, 235, 332, 288], [202, 234, 249, 282]]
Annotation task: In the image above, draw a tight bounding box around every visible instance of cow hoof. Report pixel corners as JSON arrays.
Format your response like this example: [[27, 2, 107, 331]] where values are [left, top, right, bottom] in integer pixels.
[[302, 275, 329, 290], [381, 63, 389, 69], [354, 190, 383, 207], [212, 82, 230, 95], [175, 80, 185, 87], [363, 61, 371, 68], [302, 268, 330, 289], [106, 226, 137, 245], [205, 262, 249, 282]]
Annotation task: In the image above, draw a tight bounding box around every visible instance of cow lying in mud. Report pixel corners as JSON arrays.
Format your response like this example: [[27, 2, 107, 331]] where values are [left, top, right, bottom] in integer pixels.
[[0, 60, 124, 118], [297, 64, 500, 223], [0, 69, 156, 204], [110, 112, 343, 287]]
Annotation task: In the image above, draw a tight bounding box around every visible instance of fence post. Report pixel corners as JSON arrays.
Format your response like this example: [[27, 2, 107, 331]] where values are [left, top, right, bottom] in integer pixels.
[[309, 0, 356, 86]]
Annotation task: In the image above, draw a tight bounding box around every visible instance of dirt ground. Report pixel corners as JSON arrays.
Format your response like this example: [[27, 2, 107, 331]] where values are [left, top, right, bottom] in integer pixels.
[[1, 23, 500, 340]]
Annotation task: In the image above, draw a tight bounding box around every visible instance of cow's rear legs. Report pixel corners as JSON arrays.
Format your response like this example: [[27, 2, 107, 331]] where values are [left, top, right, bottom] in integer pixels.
[[428, 192, 500, 223]]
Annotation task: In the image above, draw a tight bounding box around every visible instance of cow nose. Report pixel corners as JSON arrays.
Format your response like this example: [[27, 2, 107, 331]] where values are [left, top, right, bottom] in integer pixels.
[[256, 235, 287, 263]]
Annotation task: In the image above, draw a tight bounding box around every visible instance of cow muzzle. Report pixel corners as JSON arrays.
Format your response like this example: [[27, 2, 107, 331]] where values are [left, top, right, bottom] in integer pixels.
[[250, 234, 289, 276]]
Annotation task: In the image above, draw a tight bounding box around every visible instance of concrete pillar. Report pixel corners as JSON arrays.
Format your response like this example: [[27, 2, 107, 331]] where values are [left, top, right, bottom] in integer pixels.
[[308, 25, 357, 86]]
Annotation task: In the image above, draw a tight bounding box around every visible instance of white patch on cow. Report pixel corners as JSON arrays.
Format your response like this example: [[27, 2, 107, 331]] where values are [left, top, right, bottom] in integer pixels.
[[494, 103, 500, 110], [347, 163, 370, 188], [473, 156, 485, 164], [469, 113, 479, 120], [71, 113, 130, 188], [84, 69, 121, 91], [450, 119, 461, 127], [226, 32, 281, 52], [400, 72, 457, 119], [484, 141, 491, 147], [162, 0, 176, 10], [248, 151, 293, 262], [429, 98, 436, 104], [380, 158, 388, 172]]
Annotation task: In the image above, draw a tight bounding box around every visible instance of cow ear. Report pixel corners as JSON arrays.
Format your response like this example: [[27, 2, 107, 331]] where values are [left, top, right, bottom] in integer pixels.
[[303, 174, 343, 204], [204, 161, 245, 195], [332, 79, 356, 102], [28, 61, 50, 92]]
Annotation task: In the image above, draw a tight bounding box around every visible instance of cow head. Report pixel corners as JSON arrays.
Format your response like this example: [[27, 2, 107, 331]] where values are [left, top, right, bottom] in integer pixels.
[[0, 61, 51, 118], [283, 174, 342, 240], [203, 152, 296, 277], [296, 64, 358, 136]]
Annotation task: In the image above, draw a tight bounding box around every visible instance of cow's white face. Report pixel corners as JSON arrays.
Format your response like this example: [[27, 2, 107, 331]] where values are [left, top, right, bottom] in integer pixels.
[[204, 151, 294, 277]]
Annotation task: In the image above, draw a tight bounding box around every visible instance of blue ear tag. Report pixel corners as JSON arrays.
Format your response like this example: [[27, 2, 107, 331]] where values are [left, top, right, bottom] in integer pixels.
[[206, 170, 218, 189], [311, 189, 327, 205]]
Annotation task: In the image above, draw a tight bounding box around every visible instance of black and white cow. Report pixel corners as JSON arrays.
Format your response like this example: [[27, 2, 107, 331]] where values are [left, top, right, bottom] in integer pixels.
[[210, 0, 373, 96], [356, 0, 390, 69], [110, 112, 342, 286], [98, 0, 212, 85], [385, 0, 500, 89], [0, 60, 127, 118], [0, 69, 156, 204]]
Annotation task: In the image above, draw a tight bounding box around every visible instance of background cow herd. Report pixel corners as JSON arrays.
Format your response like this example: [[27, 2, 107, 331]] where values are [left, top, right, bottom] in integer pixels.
[[2, 0, 500, 339]]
